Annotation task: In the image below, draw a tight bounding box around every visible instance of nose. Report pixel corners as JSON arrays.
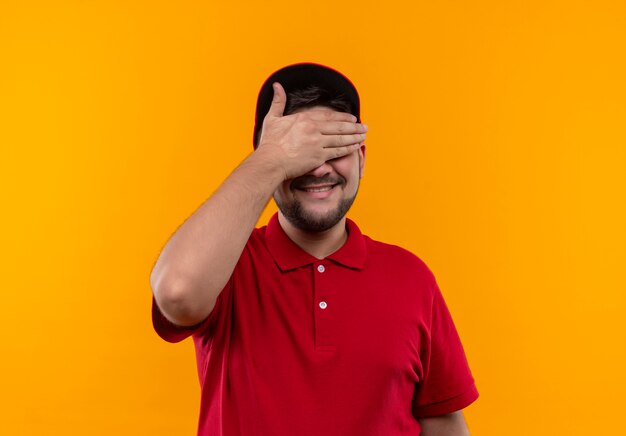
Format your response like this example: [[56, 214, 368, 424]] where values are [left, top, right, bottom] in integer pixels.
[[306, 161, 333, 178]]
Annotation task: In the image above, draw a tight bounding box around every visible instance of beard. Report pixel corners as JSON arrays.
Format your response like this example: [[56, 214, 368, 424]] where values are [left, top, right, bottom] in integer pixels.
[[274, 175, 358, 232], [276, 194, 357, 232]]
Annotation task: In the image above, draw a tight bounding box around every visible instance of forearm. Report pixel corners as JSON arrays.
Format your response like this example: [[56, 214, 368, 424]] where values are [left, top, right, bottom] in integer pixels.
[[150, 81, 366, 327], [418, 411, 470, 436], [150, 148, 283, 326]]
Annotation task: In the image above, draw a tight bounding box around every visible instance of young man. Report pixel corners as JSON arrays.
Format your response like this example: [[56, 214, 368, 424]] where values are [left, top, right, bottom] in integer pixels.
[[150, 63, 478, 435]]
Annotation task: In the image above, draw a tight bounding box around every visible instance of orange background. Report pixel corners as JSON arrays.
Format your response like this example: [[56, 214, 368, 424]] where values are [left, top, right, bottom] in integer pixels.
[[2, 1, 625, 434]]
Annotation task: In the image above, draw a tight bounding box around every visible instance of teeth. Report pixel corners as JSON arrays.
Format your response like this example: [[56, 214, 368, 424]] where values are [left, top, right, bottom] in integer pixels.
[[303, 186, 333, 192]]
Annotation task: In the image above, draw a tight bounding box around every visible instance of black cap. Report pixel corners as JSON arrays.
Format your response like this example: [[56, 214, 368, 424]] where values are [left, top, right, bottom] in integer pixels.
[[253, 62, 361, 148]]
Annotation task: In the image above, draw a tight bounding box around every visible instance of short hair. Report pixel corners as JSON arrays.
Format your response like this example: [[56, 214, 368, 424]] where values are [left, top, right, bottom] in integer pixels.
[[284, 85, 353, 115]]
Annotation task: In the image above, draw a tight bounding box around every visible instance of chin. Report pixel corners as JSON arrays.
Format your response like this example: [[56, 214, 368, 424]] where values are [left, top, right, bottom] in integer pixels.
[[276, 195, 357, 233]]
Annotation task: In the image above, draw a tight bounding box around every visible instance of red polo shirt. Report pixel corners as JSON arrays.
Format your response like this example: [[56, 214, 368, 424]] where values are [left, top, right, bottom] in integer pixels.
[[152, 214, 478, 435]]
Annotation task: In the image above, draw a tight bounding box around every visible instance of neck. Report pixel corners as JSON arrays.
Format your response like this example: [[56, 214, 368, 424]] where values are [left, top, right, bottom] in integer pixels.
[[278, 213, 348, 260]]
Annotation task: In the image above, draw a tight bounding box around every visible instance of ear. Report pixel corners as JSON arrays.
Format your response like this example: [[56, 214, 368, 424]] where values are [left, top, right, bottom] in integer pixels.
[[358, 143, 366, 178]]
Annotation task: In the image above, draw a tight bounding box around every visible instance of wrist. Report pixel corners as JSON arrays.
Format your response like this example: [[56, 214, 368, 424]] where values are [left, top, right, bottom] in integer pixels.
[[241, 146, 286, 190]]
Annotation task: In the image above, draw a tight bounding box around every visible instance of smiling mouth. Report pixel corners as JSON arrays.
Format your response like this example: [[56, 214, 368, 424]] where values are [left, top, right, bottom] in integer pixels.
[[298, 184, 338, 193], [291, 175, 345, 193]]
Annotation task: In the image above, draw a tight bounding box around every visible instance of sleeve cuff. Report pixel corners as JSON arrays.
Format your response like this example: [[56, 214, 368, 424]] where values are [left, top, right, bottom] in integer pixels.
[[413, 384, 479, 418], [151, 296, 209, 343]]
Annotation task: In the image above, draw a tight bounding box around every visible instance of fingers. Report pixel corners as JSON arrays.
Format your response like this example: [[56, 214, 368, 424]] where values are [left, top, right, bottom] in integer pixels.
[[326, 142, 363, 160], [323, 133, 367, 148], [266, 82, 286, 117], [302, 111, 366, 146], [318, 121, 368, 135], [315, 116, 367, 149]]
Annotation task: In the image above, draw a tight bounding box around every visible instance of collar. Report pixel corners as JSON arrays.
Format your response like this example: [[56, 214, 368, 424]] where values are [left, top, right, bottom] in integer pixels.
[[265, 213, 367, 271]]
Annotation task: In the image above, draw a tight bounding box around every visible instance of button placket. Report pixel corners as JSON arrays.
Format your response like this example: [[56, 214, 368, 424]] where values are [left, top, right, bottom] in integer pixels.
[[313, 262, 334, 348]]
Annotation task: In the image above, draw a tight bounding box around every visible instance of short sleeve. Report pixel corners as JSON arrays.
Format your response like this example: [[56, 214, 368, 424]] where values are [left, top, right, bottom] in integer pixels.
[[151, 278, 232, 343], [412, 283, 479, 418]]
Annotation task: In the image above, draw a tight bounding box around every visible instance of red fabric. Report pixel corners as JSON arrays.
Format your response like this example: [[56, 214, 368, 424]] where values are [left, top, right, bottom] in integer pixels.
[[152, 214, 478, 435]]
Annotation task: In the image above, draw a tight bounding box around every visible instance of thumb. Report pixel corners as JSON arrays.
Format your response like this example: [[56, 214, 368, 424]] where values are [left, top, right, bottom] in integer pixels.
[[266, 82, 286, 117]]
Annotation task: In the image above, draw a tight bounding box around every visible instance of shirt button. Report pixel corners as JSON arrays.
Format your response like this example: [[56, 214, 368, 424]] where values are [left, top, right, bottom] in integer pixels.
[[319, 301, 328, 309], [317, 265, 325, 273]]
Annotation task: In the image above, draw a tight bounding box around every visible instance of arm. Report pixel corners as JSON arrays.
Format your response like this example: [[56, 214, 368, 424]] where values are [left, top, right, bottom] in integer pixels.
[[149, 148, 282, 326], [418, 411, 471, 436], [149, 82, 367, 326]]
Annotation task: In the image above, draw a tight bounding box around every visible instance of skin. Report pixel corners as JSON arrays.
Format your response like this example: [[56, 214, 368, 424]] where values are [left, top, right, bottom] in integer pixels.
[[419, 411, 471, 435], [150, 82, 471, 435], [150, 82, 366, 326], [273, 104, 365, 258]]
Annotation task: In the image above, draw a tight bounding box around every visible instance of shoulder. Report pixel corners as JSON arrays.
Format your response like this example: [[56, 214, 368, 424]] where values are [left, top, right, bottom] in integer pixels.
[[362, 234, 438, 289], [244, 224, 270, 250], [364, 234, 431, 270]]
